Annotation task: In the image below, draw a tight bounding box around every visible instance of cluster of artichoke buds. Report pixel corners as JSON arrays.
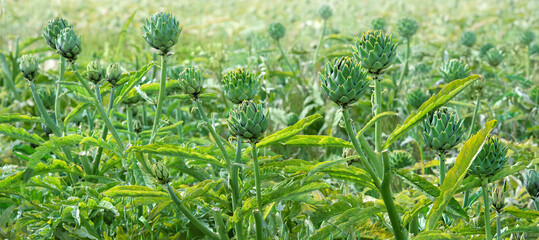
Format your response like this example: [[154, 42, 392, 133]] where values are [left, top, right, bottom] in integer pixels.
[[86, 61, 104, 84], [106, 63, 123, 87], [479, 43, 495, 59], [460, 31, 476, 48], [19, 54, 39, 81], [407, 88, 428, 109], [397, 17, 418, 39], [439, 59, 470, 83], [485, 49, 503, 67], [351, 29, 398, 76], [520, 30, 535, 46], [268, 22, 286, 41], [469, 136, 508, 177], [179, 67, 204, 99], [390, 151, 416, 169], [152, 161, 170, 184], [227, 101, 269, 142], [142, 12, 182, 55], [43, 17, 71, 50], [222, 67, 260, 104], [421, 108, 465, 151], [319, 56, 369, 107]]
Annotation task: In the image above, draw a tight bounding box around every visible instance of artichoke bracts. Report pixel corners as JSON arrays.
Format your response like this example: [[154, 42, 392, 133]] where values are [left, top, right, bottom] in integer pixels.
[[407, 88, 428, 109], [525, 170, 539, 200], [43, 17, 70, 50], [390, 151, 415, 169], [142, 12, 182, 55], [479, 43, 495, 58], [228, 101, 269, 142], [397, 18, 418, 39], [319, 56, 368, 107], [520, 30, 535, 46], [178, 67, 204, 99], [152, 161, 170, 184], [491, 184, 506, 212], [486, 49, 503, 67], [318, 5, 333, 20], [19, 54, 39, 81], [56, 27, 81, 62], [86, 61, 104, 84], [439, 59, 469, 83], [106, 63, 122, 87], [268, 22, 286, 41], [460, 31, 476, 47], [468, 136, 508, 177], [222, 68, 259, 104], [421, 108, 465, 151], [351, 30, 398, 76], [370, 17, 387, 32]]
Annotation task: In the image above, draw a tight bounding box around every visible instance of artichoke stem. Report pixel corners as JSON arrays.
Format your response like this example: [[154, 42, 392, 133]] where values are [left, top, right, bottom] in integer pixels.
[[276, 40, 298, 80], [55, 55, 66, 131], [149, 55, 168, 144], [93, 86, 115, 175], [482, 178, 492, 240], [212, 208, 229, 240], [468, 95, 481, 138], [496, 211, 501, 240], [253, 209, 264, 240], [374, 76, 382, 155], [232, 137, 243, 240], [250, 141, 265, 238], [381, 151, 407, 240], [439, 151, 446, 185]]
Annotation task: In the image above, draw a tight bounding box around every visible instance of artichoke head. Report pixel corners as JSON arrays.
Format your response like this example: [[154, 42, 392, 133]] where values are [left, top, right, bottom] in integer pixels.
[[421, 108, 465, 151], [525, 170, 539, 200], [439, 59, 469, 83], [228, 101, 269, 141], [142, 12, 182, 55], [390, 151, 416, 169], [56, 27, 82, 62], [106, 63, 122, 87], [318, 5, 333, 20], [222, 67, 259, 104], [19, 54, 39, 81], [397, 17, 418, 39], [268, 22, 286, 41], [152, 161, 170, 184], [468, 136, 508, 177], [179, 67, 204, 99], [43, 17, 70, 50], [485, 49, 503, 67], [460, 31, 476, 47], [407, 88, 428, 109], [352, 30, 398, 75], [520, 30, 535, 46], [491, 183, 506, 212], [479, 43, 495, 58], [86, 61, 104, 84], [319, 56, 369, 107]]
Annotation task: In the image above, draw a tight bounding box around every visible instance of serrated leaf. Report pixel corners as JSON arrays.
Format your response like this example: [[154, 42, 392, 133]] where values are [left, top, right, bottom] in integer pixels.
[[28, 135, 83, 169], [323, 165, 376, 190], [0, 124, 44, 144], [129, 144, 225, 168], [503, 206, 539, 219], [413, 230, 466, 240], [64, 103, 91, 127], [257, 114, 321, 148], [312, 206, 383, 240], [113, 63, 153, 108], [501, 226, 539, 237], [0, 114, 42, 123], [283, 135, 352, 148], [80, 136, 122, 157], [0, 159, 84, 189], [308, 156, 355, 176], [356, 111, 398, 137], [103, 185, 168, 198]]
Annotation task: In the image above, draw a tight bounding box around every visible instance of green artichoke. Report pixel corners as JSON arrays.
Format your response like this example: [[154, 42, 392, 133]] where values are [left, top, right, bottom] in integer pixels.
[[390, 151, 415, 169], [397, 17, 418, 38], [19, 54, 39, 81], [318, 5, 333, 20], [407, 88, 428, 109], [439, 59, 470, 83], [222, 67, 259, 104], [351, 30, 398, 75], [179, 67, 204, 99], [268, 22, 286, 41], [228, 101, 269, 141], [520, 30, 535, 46], [468, 136, 508, 177], [525, 170, 539, 200], [133, 120, 143, 134], [531, 44, 539, 55], [370, 17, 387, 31], [152, 161, 170, 184], [460, 31, 476, 47], [56, 27, 81, 62], [142, 12, 182, 55], [491, 184, 506, 212], [479, 43, 495, 58], [485, 49, 503, 67], [319, 56, 369, 107], [286, 113, 299, 126], [106, 63, 122, 87], [43, 17, 70, 50], [422, 108, 465, 151], [86, 61, 104, 84]]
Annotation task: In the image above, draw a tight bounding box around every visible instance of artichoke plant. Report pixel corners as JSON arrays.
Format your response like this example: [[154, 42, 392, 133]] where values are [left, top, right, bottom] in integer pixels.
[[142, 12, 182, 55], [525, 170, 539, 200], [268, 22, 286, 41], [227, 101, 269, 141], [318, 5, 333, 20], [43, 17, 70, 50], [468, 136, 508, 177], [421, 108, 465, 151], [397, 17, 418, 39], [479, 43, 495, 58], [19, 54, 39, 81], [106, 63, 122, 87], [520, 30, 535, 46], [179, 67, 204, 99], [486, 49, 503, 67], [491, 184, 506, 212], [351, 30, 398, 76], [370, 17, 387, 31], [407, 88, 428, 109], [319, 56, 369, 107], [439, 59, 470, 83], [222, 67, 259, 104], [390, 151, 415, 169], [86, 61, 103, 84], [460, 31, 476, 47], [56, 27, 81, 62], [152, 161, 170, 184]]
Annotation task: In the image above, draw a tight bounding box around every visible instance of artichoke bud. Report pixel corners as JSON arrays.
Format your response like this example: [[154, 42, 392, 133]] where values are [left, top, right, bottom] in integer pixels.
[[222, 67, 259, 104], [530, 44, 539, 56], [469, 136, 508, 177], [286, 113, 299, 126], [525, 170, 539, 200], [421, 108, 465, 151], [370, 17, 387, 32], [19, 54, 39, 81], [460, 31, 476, 47], [227, 101, 269, 141], [142, 12, 182, 55], [106, 63, 122, 87], [407, 88, 428, 109], [56, 27, 82, 62], [491, 184, 506, 212], [397, 17, 418, 39], [86, 60, 103, 84], [152, 161, 170, 184], [319, 56, 369, 107], [43, 17, 70, 50], [439, 59, 470, 83], [318, 5, 333, 20], [133, 120, 143, 134], [485, 49, 503, 67], [268, 22, 286, 41], [179, 67, 204, 99], [519, 30, 535, 46], [351, 30, 398, 75], [390, 151, 415, 169], [479, 43, 495, 58]]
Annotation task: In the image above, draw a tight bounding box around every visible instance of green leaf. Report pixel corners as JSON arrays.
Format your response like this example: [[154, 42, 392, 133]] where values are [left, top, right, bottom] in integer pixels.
[[283, 135, 352, 148], [182, 179, 223, 202], [413, 230, 466, 240], [324, 165, 377, 190], [119, 78, 179, 107], [129, 144, 225, 168], [80, 137, 122, 157], [113, 63, 154, 108], [139, 120, 184, 137], [503, 206, 539, 219], [501, 226, 539, 237], [0, 124, 44, 144], [0, 159, 84, 189], [383, 75, 480, 150], [459, 158, 530, 193], [308, 156, 355, 176], [426, 119, 497, 230], [28, 135, 83, 169], [402, 198, 431, 226], [257, 114, 321, 148], [103, 185, 168, 198], [356, 111, 397, 137], [64, 103, 91, 127], [0, 114, 42, 123], [312, 206, 384, 240]]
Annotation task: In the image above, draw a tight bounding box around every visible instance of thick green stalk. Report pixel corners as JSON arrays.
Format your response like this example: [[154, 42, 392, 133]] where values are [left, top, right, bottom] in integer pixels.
[[374, 78, 383, 154], [496, 211, 501, 240], [482, 178, 492, 240], [55, 56, 66, 130], [212, 208, 229, 240], [232, 137, 243, 240], [312, 19, 327, 75], [71, 63, 125, 151], [439, 151, 446, 185], [250, 141, 263, 214], [194, 99, 232, 167], [468, 95, 481, 138], [166, 184, 219, 240], [276, 40, 296, 78], [149, 55, 167, 144], [93, 87, 115, 175], [253, 209, 264, 240], [381, 151, 407, 240]]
